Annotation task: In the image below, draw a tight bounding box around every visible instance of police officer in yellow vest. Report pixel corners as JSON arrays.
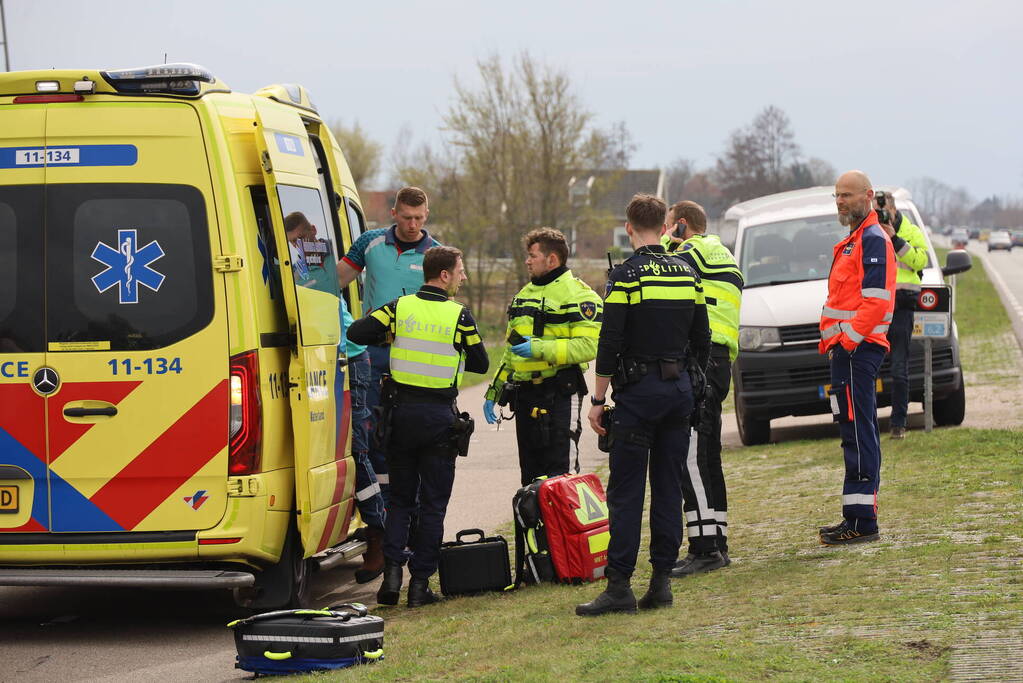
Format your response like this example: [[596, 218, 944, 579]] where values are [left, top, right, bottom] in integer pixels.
[[873, 191, 928, 440], [348, 246, 489, 608], [662, 201, 743, 576], [482, 228, 602, 485]]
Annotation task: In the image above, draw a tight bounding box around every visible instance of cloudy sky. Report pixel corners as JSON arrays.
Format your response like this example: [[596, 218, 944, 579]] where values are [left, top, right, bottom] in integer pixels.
[[3, 0, 1020, 200]]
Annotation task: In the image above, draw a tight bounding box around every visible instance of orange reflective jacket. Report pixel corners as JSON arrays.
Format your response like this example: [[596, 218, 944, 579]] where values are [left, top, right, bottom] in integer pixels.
[[819, 210, 896, 354]]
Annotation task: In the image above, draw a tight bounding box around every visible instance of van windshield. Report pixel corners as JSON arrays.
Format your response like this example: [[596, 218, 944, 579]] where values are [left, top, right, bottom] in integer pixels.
[[741, 214, 848, 287]]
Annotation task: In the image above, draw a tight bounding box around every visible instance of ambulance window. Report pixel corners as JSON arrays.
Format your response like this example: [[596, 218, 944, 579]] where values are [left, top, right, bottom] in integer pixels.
[[344, 199, 366, 306], [0, 186, 45, 353], [276, 184, 340, 298], [46, 184, 213, 351], [345, 199, 365, 244], [249, 186, 284, 304]]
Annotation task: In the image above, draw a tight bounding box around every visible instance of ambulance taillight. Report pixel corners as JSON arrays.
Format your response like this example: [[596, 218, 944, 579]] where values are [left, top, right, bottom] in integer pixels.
[[229, 350, 262, 474]]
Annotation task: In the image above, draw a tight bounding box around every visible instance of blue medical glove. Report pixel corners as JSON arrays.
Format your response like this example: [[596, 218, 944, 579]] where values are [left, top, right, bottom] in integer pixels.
[[483, 399, 498, 425], [510, 336, 533, 358]]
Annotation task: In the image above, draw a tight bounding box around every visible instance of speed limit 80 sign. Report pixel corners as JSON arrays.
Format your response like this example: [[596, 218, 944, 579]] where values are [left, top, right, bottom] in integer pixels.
[[913, 285, 952, 338]]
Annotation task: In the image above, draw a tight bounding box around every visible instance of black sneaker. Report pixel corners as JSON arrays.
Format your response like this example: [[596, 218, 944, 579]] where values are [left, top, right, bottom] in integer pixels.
[[670, 551, 726, 577], [818, 520, 845, 535], [819, 521, 879, 545], [891, 426, 906, 440]]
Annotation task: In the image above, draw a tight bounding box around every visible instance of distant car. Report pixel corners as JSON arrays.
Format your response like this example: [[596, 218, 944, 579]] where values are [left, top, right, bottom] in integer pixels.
[[968, 228, 981, 239], [988, 230, 1013, 251], [1011, 231, 1023, 247], [950, 229, 970, 248]]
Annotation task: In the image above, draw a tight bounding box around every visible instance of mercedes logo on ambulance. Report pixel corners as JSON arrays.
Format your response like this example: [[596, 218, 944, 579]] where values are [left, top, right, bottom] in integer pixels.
[[32, 367, 60, 395]]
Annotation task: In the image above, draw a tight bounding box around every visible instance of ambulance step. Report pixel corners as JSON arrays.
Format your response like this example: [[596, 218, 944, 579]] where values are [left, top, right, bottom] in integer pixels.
[[0, 568, 256, 588], [313, 539, 367, 572]]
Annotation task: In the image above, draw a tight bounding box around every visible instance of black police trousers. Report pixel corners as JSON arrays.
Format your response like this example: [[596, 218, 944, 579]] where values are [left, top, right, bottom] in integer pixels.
[[606, 371, 694, 577], [681, 343, 732, 554], [382, 401, 457, 579], [513, 382, 573, 486]]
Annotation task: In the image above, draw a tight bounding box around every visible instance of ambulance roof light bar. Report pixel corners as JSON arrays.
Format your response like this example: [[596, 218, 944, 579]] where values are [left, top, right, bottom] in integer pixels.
[[100, 62, 216, 96]]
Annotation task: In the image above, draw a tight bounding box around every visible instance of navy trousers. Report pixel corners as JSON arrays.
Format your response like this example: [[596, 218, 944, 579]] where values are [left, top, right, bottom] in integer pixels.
[[382, 401, 457, 578], [365, 343, 391, 505], [830, 342, 885, 533], [513, 384, 574, 487], [348, 351, 385, 530], [886, 306, 915, 429], [606, 371, 694, 577]]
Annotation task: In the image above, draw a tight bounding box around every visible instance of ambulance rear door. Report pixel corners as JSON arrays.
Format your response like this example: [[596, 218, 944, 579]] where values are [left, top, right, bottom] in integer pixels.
[[0, 105, 48, 534], [41, 101, 230, 534], [251, 99, 347, 554]]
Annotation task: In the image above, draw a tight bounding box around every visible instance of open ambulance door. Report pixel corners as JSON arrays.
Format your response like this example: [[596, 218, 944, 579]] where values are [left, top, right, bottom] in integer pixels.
[[252, 99, 349, 556]]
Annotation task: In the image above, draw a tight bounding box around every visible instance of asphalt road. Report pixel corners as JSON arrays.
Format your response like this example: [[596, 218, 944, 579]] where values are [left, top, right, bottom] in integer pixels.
[[3, 242, 1020, 681], [958, 238, 1023, 347]]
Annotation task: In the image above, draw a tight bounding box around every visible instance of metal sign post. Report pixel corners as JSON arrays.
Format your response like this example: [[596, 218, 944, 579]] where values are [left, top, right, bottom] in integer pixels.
[[912, 285, 952, 433]]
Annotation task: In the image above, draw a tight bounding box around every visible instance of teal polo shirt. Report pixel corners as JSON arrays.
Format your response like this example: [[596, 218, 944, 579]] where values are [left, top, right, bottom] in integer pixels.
[[341, 225, 442, 312], [340, 297, 366, 359]]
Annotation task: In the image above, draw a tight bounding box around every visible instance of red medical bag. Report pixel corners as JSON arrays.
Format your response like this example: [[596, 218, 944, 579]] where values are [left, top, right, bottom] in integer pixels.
[[514, 473, 609, 584]]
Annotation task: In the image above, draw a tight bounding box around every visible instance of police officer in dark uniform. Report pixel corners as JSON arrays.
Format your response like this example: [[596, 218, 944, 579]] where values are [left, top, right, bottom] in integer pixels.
[[348, 246, 489, 607], [577, 194, 711, 616]]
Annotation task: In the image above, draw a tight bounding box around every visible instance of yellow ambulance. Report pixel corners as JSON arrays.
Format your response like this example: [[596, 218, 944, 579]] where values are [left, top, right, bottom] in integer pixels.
[[0, 63, 370, 608]]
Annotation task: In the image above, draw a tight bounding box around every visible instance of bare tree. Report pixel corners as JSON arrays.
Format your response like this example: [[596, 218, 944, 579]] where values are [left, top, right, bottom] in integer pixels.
[[329, 119, 384, 190], [907, 176, 974, 227], [392, 53, 622, 325], [714, 105, 804, 203], [664, 158, 694, 204]]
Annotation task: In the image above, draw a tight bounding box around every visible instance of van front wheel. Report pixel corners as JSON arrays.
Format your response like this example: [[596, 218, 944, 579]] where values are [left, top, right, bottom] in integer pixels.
[[233, 522, 312, 610], [735, 396, 771, 446]]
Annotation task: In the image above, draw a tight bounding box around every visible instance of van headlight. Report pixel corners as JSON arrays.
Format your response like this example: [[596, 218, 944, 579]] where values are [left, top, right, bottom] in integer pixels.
[[738, 326, 782, 351]]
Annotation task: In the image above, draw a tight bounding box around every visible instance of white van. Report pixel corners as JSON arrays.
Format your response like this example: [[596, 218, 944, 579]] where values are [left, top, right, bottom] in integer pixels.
[[729, 186, 971, 445]]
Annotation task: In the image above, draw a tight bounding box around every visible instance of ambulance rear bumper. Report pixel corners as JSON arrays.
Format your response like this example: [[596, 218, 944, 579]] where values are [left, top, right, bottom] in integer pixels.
[[0, 568, 256, 589]]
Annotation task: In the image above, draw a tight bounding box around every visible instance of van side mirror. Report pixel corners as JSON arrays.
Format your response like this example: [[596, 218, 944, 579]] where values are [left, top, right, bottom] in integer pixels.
[[942, 249, 972, 277]]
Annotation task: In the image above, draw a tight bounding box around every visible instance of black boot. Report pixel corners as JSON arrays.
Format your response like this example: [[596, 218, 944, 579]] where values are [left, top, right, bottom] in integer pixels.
[[376, 561, 402, 606], [670, 551, 726, 577], [575, 568, 637, 616], [637, 568, 673, 610], [407, 576, 441, 608]]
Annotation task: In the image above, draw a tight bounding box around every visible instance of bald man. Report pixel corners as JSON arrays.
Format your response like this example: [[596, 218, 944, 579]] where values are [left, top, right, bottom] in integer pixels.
[[817, 171, 896, 545]]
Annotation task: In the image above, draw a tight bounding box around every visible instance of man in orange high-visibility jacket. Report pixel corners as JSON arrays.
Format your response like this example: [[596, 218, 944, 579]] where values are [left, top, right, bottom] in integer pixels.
[[818, 170, 896, 546]]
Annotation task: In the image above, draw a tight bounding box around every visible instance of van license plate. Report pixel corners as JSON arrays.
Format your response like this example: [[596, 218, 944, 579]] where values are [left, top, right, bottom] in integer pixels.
[[0, 486, 17, 513], [818, 379, 884, 400]]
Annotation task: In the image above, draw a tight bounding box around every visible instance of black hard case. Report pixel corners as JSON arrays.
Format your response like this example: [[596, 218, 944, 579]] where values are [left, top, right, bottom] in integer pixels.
[[438, 528, 512, 596], [230, 604, 384, 670]]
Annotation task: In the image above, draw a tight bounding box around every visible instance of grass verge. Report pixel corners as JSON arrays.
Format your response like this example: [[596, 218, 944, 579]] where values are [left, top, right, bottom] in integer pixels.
[[308, 427, 1021, 682], [937, 247, 1021, 386]]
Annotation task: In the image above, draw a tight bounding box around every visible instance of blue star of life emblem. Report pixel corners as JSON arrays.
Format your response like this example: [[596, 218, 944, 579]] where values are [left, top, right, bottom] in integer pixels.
[[91, 229, 166, 304]]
